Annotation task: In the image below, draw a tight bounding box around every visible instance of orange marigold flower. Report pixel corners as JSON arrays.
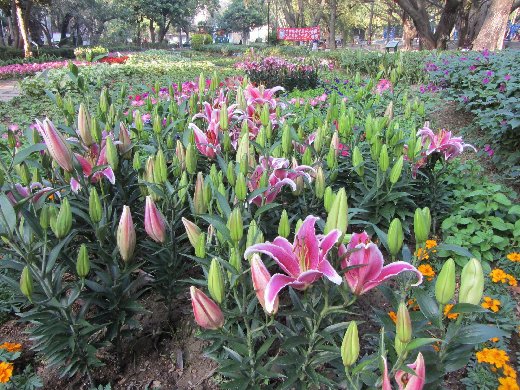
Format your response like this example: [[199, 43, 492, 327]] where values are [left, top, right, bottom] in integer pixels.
[[418, 264, 435, 281], [433, 341, 441, 352], [481, 296, 501, 313], [506, 275, 518, 287], [415, 247, 430, 261], [490, 337, 500, 343], [425, 240, 438, 249], [388, 311, 397, 324], [0, 342, 21, 353], [490, 269, 517, 286], [503, 364, 517, 379], [0, 362, 13, 383], [506, 252, 520, 262], [476, 348, 509, 368], [498, 376, 520, 390], [443, 304, 459, 320]]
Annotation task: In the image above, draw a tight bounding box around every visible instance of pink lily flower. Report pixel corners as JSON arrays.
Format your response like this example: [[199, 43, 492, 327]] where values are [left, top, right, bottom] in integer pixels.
[[190, 286, 225, 330], [243, 84, 284, 108], [244, 215, 342, 314], [7, 182, 54, 205], [395, 353, 426, 390], [382, 355, 392, 390], [417, 123, 476, 161], [375, 79, 393, 94], [35, 118, 74, 172], [340, 232, 423, 295], [248, 156, 313, 206], [293, 132, 316, 154], [70, 143, 115, 192], [251, 254, 279, 314], [188, 123, 220, 159]]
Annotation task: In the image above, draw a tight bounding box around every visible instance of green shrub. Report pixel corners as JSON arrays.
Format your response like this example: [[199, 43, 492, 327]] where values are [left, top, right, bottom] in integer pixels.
[[192, 34, 213, 50], [74, 46, 108, 61]]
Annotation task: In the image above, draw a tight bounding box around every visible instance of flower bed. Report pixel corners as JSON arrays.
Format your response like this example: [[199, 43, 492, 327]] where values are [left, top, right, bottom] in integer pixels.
[[0, 60, 88, 80]]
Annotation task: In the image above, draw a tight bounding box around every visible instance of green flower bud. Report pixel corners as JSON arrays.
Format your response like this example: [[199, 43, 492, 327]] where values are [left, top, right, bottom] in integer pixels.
[[198, 72, 205, 97], [278, 210, 290, 238], [208, 258, 225, 304], [89, 188, 102, 223], [459, 258, 484, 305], [39, 205, 50, 230], [154, 149, 167, 184], [394, 337, 407, 357], [105, 137, 119, 171], [99, 87, 109, 113], [235, 172, 247, 201], [133, 151, 141, 170], [20, 266, 33, 301], [220, 102, 229, 130], [54, 198, 72, 239], [229, 247, 242, 273], [195, 232, 206, 258], [325, 188, 348, 235], [186, 142, 198, 175], [389, 156, 404, 184], [323, 186, 335, 213], [384, 101, 394, 121], [178, 172, 188, 204], [352, 146, 364, 177], [379, 144, 390, 171], [281, 124, 292, 155], [341, 321, 360, 367], [435, 258, 456, 305], [227, 208, 243, 243], [315, 166, 325, 199], [396, 301, 412, 344], [413, 207, 431, 244], [227, 161, 236, 186], [260, 103, 270, 127], [76, 244, 90, 278], [387, 218, 404, 257], [193, 172, 206, 214], [295, 218, 303, 233]]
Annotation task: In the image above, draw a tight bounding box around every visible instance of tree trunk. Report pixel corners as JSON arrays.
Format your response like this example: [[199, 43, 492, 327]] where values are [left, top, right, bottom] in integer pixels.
[[149, 19, 155, 43], [311, 0, 327, 26], [10, 1, 20, 48], [402, 11, 416, 50], [60, 13, 72, 43], [0, 19, 5, 46], [472, 0, 513, 50], [328, 0, 337, 49], [282, 0, 297, 27], [298, 0, 304, 27], [368, 0, 375, 44], [15, 0, 32, 57], [178, 27, 182, 48]]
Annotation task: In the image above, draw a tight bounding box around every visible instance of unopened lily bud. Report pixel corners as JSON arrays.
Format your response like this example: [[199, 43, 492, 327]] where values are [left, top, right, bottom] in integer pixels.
[[105, 136, 119, 171], [341, 321, 359, 367], [251, 254, 278, 314], [7, 130, 16, 148], [315, 166, 325, 199], [118, 123, 132, 157], [178, 172, 188, 204], [193, 172, 206, 214], [78, 103, 93, 146], [133, 151, 141, 170], [278, 210, 290, 238], [203, 181, 212, 210], [38, 118, 74, 172], [302, 147, 313, 166], [227, 208, 243, 243], [91, 117, 101, 143], [40, 205, 50, 229], [89, 188, 102, 223], [99, 87, 109, 113], [226, 161, 235, 186], [195, 232, 206, 258], [295, 218, 303, 233], [435, 258, 456, 305], [260, 103, 270, 127], [76, 244, 90, 279], [190, 286, 224, 330], [246, 220, 264, 251], [379, 144, 390, 171], [117, 205, 136, 262], [389, 156, 404, 184], [324, 186, 335, 213], [220, 102, 229, 130], [384, 101, 394, 120], [175, 140, 185, 168], [387, 218, 404, 257], [20, 266, 33, 301], [152, 113, 161, 134], [145, 156, 155, 183], [182, 217, 201, 249], [235, 172, 247, 201], [208, 258, 225, 304], [236, 132, 249, 164], [281, 124, 292, 155], [54, 198, 72, 239], [17, 163, 30, 186], [134, 110, 144, 133], [144, 196, 167, 243], [414, 207, 431, 244], [209, 164, 219, 187], [223, 131, 232, 153], [186, 142, 198, 175], [396, 301, 412, 344], [154, 149, 167, 184], [395, 337, 406, 357], [198, 72, 205, 96], [230, 247, 241, 273], [352, 146, 364, 177], [459, 258, 484, 305], [256, 126, 266, 149], [325, 188, 348, 235]]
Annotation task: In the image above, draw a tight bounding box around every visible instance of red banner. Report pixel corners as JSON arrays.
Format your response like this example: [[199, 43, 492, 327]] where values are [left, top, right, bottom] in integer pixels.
[[277, 26, 320, 41]]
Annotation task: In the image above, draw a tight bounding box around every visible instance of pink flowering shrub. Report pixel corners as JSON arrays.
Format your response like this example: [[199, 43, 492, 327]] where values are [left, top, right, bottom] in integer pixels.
[[0, 60, 88, 79]]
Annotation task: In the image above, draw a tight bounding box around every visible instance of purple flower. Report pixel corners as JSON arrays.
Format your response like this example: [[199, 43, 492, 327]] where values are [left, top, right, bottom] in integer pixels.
[[417, 123, 477, 160], [486, 70, 494, 77], [505, 74, 511, 81], [482, 77, 490, 85], [483, 144, 494, 157], [469, 65, 477, 72]]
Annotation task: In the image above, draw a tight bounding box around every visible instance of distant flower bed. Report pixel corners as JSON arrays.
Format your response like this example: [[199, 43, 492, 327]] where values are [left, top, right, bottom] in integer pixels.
[[99, 55, 129, 65], [0, 60, 87, 80], [237, 56, 319, 91]]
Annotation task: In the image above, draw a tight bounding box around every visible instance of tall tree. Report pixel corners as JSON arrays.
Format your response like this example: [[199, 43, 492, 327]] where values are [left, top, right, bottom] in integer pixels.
[[220, 0, 264, 43], [394, 0, 462, 49], [14, 0, 32, 56]]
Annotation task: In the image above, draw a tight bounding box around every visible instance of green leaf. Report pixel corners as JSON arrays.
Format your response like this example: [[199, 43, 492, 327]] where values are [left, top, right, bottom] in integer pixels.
[[435, 243, 473, 259], [13, 143, 47, 165], [414, 289, 441, 327], [200, 214, 231, 242], [0, 194, 16, 234], [449, 303, 489, 314], [493, 193, 511, 206], [452, 324, 508, 345], [256, 336, 276, 359], [254, 203, 280, 219], [405, 337, 439, 351], [282, 336, 308, 349]]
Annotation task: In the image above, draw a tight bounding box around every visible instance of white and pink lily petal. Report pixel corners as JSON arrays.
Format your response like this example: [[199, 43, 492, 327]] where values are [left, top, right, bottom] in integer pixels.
[[244, 215, 342, 313]]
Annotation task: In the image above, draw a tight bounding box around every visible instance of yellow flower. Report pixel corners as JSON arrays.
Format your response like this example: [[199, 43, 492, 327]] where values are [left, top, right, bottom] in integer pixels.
[[443, 304, 459, 320], [490, 269, 517, 286], [498, 376, 519, 390], [506, 252, 520, 262], [407, 298, 420, 311], [481, 296, 501, 313], [506, 275, 518, 287], [415, 247, 429, 261], [418, 264, 435, 281], [490, 337, 500, 343], [388, 311, 397, 324], [503, 363, 517, 379], [476, 348, 509, 368], [426, 240, 438, 249], [0, 342, 22, 353], [0, 362, 13, 383]]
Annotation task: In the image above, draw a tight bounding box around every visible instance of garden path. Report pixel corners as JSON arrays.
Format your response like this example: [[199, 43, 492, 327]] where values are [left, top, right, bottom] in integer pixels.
[[0, 80, 20, 102]]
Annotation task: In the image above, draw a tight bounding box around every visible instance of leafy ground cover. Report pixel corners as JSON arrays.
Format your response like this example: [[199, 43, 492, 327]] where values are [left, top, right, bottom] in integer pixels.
[[0, 48, 517, 390]]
